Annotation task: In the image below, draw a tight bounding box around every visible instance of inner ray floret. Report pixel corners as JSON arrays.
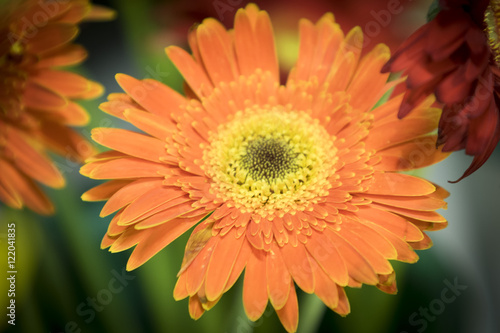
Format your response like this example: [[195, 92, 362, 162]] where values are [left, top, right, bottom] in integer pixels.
[[202, 105, 339, 216]]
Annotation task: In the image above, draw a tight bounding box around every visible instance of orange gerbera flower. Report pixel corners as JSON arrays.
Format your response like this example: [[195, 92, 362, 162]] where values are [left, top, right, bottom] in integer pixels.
[[82, 4, 450, 332], [0, 0, 114, 214]]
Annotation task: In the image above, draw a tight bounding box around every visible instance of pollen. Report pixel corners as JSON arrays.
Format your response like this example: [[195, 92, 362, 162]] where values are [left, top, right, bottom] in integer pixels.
[[202, 105, 338, 217], [485, 0, 500, 67]]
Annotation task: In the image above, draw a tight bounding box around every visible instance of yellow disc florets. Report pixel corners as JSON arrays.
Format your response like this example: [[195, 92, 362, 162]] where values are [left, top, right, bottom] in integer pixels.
[[486, 0, 500, 67], [202, 105, 338, 217]]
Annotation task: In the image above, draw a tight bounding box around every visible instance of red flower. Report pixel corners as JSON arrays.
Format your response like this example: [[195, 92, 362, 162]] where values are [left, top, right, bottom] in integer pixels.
[[382, 0, 500, 182]]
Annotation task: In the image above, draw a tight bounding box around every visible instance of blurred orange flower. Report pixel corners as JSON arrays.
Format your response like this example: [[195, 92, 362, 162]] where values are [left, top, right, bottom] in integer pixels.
[[0, 0, 114, 214], [82, 4, 449, 332], [382, 0, 500, 181]]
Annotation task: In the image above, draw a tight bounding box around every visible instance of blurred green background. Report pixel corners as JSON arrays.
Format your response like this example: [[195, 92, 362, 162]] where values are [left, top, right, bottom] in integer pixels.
[[1, 0, 499, 332]]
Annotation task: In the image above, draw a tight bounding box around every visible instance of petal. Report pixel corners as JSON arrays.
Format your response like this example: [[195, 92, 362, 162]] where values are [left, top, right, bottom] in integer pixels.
[[347, 43, 391, 111], [6, 128, 65, 188], [365, 173, 436, 196], [118, 187, 186, 224], [275, 282, 299, 333], [100, 178, 164, 217], [27, 23, 78, 54], [234, 4, 278, 81], [0, 160, 53, 215], [123, 108, 175, 139], [115, 74, 186, 119], [126, 215, 201, 270], [196, 18, 239, 84], [80, 157, 171, 179], [326, 229, 379, 285], [166, 46, 213, 98], [31, 69, 92, 98], [81, 179, 132, 202], [24, 81, 67, 111], [362, 193, 446, 211], [280, 242, 315, 293], [305, 230, 349, 286], [188, 295, 205, 320], [355, 206, 424, 242], [91, 128, 166, 162], [36, 44, 88, 68], [375, 135, 451, 171], [266, 243, 292, 310], [310, 257, 339, 309], [243, 249, 268, 321], [205, 228, 244, 301], [366, 116, 440, 151]]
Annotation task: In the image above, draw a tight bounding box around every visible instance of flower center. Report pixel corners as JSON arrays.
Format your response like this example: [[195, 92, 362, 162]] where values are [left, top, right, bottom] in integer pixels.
[[239, 136, 299, 182], [202, 105, 338, 217], [485, 1, 500, 67]]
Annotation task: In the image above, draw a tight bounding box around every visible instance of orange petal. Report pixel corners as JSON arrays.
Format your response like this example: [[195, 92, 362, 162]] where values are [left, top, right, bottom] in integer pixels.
[[115, 74, 186, 119], [310, 258, 339, 309], [362, 193, 446, 211], [84, 4, 117, 21], [178, 220, 214, 275], [305, 231, 349, 286], [196, 19, 239, 84], [266, 243, 291, 310], [38, 120, 95, 162], [409, 232, 433, 250], [326, 229, 379, 285], [56, 2, 90, 23], [100, 233, 117, 249], [327, 26, 363, 92], [173, 272, 189, 301], [0, 160, 54, 215], [355, 206, 424, 242], [123, 108, 175, 139], [118, 187, 186, 224], [346, 43, 391, 111], [0, 168, 22, 209], [205, 228, 244, 301], [366, 117, 440, 151], [340, 214, 397, 259], [133, 200, 200, 229], [188, 295, 205, 320], [234, 4, 278, 81], [364, 222, 419, 263], [72, 80, 104, 99], [81, 179, 132, 202], [366, 172, 436, 196], [36, 44, 88, 68], [81, 157, 171, 179], [243, 248, 268, 321], [91, 128, 166, 162], [275, 282, 299, 333], [166, 46, 213, 98], [335, 223, 393, 275], [375, 135, 451, 171], [280, 242, 315, 293], [46, 101, 89, 126], [186, 237, 217, 295], [6, 128, 65, 188], [27, 23, 78, 54], [126, 216, 201, 270], [31, 69, 92, 98], [333, 286, 351, 316], [24, 81, 67, 111], [99, 100, 139, 121], [371, 202, 446, 223], [223, 238, 251, 293]]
